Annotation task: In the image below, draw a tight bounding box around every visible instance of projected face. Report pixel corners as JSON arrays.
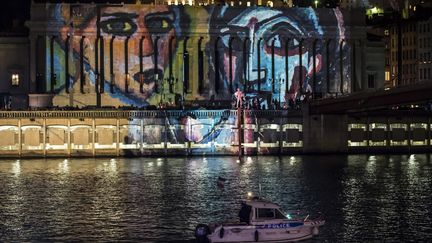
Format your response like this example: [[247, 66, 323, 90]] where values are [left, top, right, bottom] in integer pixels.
[[65, 5, 179, 105], [103, 6, 176, 101], [219, 8, 322, 103]]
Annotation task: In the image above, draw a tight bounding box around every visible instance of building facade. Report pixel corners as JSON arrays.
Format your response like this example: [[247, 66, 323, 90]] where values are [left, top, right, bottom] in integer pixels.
[[0, 37, 30, 109], [418, 16, 431, 82], [24, 2, 366, 109], [389, 8, 432, 87]]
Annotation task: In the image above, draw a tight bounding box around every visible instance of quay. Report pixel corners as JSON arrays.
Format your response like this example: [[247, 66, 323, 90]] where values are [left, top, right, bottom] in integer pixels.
[[0, 108, 431, 158]]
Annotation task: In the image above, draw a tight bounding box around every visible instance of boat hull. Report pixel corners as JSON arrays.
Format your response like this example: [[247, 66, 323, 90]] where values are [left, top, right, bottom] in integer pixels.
[[207, 222, 322, 243]]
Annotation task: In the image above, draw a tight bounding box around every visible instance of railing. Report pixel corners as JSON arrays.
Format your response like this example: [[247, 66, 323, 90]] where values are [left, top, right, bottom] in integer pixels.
[[0, 109, 295, 119]]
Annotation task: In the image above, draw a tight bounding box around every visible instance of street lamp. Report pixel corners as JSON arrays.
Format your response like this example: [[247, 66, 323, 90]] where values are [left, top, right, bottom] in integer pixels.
[[314, 0, 318, 8]]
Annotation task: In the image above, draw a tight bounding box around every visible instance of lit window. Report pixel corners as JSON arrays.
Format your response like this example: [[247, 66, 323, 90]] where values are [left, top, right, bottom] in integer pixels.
[[410, 123, 428, 146], [11, 74, 19, 86], [390, 123, 407, 146], [247, 1, 250, 6], [348, 123, 367, 147], [385, 71, 390, 81]]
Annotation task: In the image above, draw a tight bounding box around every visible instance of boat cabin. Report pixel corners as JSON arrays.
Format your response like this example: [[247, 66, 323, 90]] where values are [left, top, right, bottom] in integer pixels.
[[238, 197, 288, 225]]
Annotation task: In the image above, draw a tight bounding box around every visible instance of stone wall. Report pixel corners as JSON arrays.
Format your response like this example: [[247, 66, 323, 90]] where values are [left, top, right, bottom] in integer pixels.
[[0, 109, 431, 158]]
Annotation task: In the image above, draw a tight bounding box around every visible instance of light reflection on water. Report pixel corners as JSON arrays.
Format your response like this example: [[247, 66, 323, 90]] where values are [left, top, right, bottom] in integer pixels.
[[0, 155, 431, 242]]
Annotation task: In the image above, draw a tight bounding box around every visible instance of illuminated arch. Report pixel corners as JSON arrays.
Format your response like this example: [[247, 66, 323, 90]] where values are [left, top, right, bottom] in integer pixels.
[[243, 37, 250, 92], [139, 36, 145, 93]]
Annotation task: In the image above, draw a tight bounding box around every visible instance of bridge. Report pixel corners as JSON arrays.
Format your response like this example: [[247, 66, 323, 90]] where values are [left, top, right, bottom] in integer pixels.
[[309, 81, 432, 114]]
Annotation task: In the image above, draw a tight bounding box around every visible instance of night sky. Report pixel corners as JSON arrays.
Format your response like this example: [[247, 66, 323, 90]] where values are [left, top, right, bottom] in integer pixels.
[[0, 0, 30, 32]]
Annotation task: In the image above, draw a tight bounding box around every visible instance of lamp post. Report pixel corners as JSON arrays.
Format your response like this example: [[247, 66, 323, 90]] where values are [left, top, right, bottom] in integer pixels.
[[314, 0, 318, 8]]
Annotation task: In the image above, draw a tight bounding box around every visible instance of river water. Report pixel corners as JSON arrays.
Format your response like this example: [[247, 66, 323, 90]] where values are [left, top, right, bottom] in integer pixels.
[[0, 155, 431, 242]]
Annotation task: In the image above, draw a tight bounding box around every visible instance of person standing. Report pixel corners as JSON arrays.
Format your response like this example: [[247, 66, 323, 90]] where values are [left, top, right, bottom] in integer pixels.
[[234, 88, 244, 108]]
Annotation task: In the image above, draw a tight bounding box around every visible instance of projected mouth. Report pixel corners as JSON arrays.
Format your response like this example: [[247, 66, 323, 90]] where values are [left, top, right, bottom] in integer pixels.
[[133, 69, 164, 85]]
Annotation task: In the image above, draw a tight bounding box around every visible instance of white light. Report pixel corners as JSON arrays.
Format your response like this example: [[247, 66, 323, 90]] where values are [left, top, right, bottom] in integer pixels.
[[409, 154, 416, 164], [247, 192, 253, 198], [12, 159, 21, 176], [236, 159, 240, 163]]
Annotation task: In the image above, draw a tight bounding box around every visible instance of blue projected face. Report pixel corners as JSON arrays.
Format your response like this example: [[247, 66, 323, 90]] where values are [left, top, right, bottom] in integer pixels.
[[218, 8, 325, 107]]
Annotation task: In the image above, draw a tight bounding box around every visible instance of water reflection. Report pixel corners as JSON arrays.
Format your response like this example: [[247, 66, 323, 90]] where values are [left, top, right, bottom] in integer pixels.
[[0, 155, 431, 242]]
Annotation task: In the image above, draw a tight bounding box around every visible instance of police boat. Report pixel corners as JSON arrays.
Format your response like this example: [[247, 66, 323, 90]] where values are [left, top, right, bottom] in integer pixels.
[[195, 196, 324, 242]]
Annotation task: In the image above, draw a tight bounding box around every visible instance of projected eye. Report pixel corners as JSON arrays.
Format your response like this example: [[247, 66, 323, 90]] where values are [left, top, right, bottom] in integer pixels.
[[146, 17, 173, 34], [265, 36, 282, 49], [100, 18, 137, 36]]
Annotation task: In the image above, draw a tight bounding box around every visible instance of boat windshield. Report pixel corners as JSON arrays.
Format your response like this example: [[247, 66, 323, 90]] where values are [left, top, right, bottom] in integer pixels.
[[256, 208, 287, 220]]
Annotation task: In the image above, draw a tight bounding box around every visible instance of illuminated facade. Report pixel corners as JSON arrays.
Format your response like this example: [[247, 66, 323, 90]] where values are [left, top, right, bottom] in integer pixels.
[[26, 2, 366, 108]]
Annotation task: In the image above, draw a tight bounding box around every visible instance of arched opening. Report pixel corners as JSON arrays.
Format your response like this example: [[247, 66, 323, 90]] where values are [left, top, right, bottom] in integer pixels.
[[80, 36, 85, 94], [154, 36, 160, 92], [124, 36, 130, 93], [257, 37, 262, 92], [198, 37, 204, 94], [243, 37, 250, 92], [325, 39, 335, 95], [214, 36, 222, 94], [228, 37, 238, 94], [65, 35, 70, 94], [98, 36, 104, 94], [50, 36, 56, 93], [139, 36, 145, 94], [168, 36, 175, 93], [109, 36, 115, 93], [298, 38, 303, 94], [271, 38, 276, 93], [95, 36, 100, 94], [339, 39, 345, 94], [311, 38, 324, 98], [183, 36, 190, 94], [284, 38, 290, 97]]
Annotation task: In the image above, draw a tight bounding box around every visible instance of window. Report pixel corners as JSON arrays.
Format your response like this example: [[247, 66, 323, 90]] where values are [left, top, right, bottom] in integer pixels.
[[11, 74, 19, 86], [385, 71, 390, 81], [368, 74, 375, 88], [256, 208, 275, 219], [275, 210, 287, 219]]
